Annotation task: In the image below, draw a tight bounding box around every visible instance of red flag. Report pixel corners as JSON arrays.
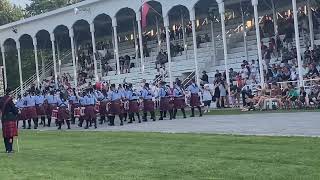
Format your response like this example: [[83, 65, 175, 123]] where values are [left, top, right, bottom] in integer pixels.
[[141, 2, 151, 29]]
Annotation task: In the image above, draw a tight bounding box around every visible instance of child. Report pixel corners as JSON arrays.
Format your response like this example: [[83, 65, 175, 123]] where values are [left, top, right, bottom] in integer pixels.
[[202, 84, 213, 113]]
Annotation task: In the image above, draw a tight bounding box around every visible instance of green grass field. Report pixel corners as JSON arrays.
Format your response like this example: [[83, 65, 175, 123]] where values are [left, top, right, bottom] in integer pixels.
[[0, 131, 320, 180]]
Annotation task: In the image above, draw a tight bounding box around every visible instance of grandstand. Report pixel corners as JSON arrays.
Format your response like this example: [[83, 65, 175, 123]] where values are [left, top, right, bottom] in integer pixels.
[[0, 0, 318, 97]]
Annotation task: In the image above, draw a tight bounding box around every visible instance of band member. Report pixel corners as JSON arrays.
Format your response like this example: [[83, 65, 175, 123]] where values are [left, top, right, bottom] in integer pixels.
[[159, 81, 173, 120], [46, 91, 58, 127], [108, 84, 124, 126], [35, 90, 46, 127], [69, 89, 79, 125], [1, 89, 19, 153], [25, 91, 38, 129], [141, 83, 156, 121], [84, 89, 97, 129], [78, 92, 87, 127], [120, 84, 129, 122], [57, 93, 71, 130], [97, 89, 108, 124], [173, 81, 187, 119], [127, 84, 141, 123], [187, 79, 202, 117], [15, 94, 26, 128]]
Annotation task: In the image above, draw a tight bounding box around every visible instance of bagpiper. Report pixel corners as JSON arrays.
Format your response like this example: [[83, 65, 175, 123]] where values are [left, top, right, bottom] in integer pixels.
[[84, 89, 97, 129], [141, 83, 156, 121], [57, 93, 71, 130], [186, 79, 202, 117], [45, 91, 58, 127], [1, 89, 19, 153], [158, 81, 174, 120], [108, 84, 124, 126], [127, 84, 141, 123], [35, 90, 46, 127], [25, 91, 38, 129], [69, 88, 79, 125], [173, 81, 187, 119]]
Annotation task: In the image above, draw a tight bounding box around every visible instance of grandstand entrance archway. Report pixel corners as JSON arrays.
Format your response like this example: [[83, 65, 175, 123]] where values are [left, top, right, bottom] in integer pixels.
[[2, 38, 18, 90], [19, 34, 36, 87], [35, 30, 52, 81]]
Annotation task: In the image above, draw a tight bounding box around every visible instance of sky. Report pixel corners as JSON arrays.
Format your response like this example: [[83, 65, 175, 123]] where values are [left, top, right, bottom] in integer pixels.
[[9, 0, 31, 7]]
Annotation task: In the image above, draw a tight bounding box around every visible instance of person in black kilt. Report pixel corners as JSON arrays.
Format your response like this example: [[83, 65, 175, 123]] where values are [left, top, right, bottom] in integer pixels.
[[173, 81, 187, 119], [0, 89, 19, 153], [141, 83, 156, 121], [186, 79, 202, 117], [57, 93, 71, 130]]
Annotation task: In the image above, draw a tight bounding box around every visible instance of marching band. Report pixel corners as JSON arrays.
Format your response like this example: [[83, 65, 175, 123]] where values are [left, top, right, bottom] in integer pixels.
[[14, 81, 203, 130]]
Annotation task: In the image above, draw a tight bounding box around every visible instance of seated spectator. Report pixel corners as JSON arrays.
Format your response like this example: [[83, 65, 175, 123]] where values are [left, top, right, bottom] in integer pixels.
[[306, 64, 319, 78], [200, 71, 209, 85]]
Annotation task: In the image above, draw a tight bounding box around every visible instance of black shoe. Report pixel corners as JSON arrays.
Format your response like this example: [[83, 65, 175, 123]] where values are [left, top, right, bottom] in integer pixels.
[[94, 126, 97, 129], [183, 116, 187, 119], [128, 121, 133, 124], [199, 114, 203, 117], [152, 118, 156, 121], [58, 127, 61, 130], [159, 117, 163, 120], [120, 122, 124, 126], [108, 123, 114, 126], [84, 126, 89, 129], [99, 121, 103, 125], [68, 127, 71, 130], [138, 120, 141, 123], [27, 127, 31, 129], [143, 119, 147, 122], [34, 126, 38, 129]]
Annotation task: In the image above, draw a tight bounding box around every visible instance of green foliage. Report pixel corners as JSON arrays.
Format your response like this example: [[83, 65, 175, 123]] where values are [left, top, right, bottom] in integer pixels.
[[25, 0, 84, 17], [0, 0, 24, 26]]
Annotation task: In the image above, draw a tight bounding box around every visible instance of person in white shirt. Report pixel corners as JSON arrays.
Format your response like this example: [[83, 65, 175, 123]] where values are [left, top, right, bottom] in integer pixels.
[[202, 84, 213, 113]]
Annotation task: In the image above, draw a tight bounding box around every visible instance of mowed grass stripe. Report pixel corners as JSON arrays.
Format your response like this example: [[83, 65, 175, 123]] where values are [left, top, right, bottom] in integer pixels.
[[0, 131, 319, 180]]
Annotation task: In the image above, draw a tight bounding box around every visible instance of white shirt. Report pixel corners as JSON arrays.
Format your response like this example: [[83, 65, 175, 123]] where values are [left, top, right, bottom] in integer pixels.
[[202, 89, 212, 101]]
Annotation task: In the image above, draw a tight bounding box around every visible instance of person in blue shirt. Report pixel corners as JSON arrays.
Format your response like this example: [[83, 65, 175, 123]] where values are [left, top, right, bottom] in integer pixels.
[[84, 88, 97, 129], [57, 93, 71, 130], [158, 81, 173, 120], [108, 84, 124, 126], [25, 91, 38, 129], [45, 91, 58, 127], [78, 91, 87, 128], [35, 90, 46, 127], [121, 84, 130, 122], [173, 81, 187, 119], [186, 79, 202, 117], [127, 84, 141, 123], [141, 83, 156, 121], [98, 89, 108, 125], [68, 88, 79, 125]]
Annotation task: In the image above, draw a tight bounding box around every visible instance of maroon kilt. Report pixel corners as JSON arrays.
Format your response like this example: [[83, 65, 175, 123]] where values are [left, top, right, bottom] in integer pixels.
[[70, 103, 79, 116], [129, 100, 140, 113], [110, 101, 122, 115], [174, 96, 186, 109], [85, 105, 97, 119], [99, 101, 107, 116], [18, 108, 27, 121], [36, 104, 46, 117], [190, 94, 201, 107], [143, 100, 155, 112], [46, 104, 57, 117], [160, 97, 174, 111], [2, 121, 18, 138], [25, 107, 38, 119], [57, 107, 70, 121]]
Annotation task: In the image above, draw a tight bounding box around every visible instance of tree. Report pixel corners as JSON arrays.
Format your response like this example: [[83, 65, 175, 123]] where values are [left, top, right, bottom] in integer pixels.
[[25, 0, 84, 17], [0, 0, 24, 26]]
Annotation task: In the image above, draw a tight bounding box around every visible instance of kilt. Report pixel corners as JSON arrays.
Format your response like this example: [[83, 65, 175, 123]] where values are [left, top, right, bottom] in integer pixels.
[[57, 107, 70, 121], [2, 121, 18, 138], [25, 107, 38, 119], [121, 101, 129, 114], [190, 94, 201, 107], [160, 97, 174, 111], [129, 100, 140, 113], [99, 101, 107, 115], [36, 104, 46, 116], [85, 105, 96, 119], [70, 103, 79, 116], [174, 96, 186, 109], [143, 100, 154, 112], [46, 104, 57, 117], [18, 108, 27, 121], [110, 101, 122, 115]]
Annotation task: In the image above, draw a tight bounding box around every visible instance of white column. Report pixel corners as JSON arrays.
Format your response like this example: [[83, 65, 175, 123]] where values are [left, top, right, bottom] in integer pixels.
[[156, 16, 161, 51], [90, 23, 99, 81], [252, 0, 265, 86], [32, 37, 40, 88], [57, 39, 61, 76], [271, 0, 278, 36], [133, 20, 139, 61], [308, 0, 314, 49], [241, 3, 249, 62], [164, 15, 173, 87], [292, 0, 304, 86], [50, 33, 58, 88], [190, 8, 200, 86], [16, 41, 23, 95], [136, 11, 144, 72], [1, 43, 7, 89], [69, 28, 78, 88], [112, 17, 121, 75], [217, 0, 230, 87], [210, 21, 216, 66], [181, 12, 187, 52]]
